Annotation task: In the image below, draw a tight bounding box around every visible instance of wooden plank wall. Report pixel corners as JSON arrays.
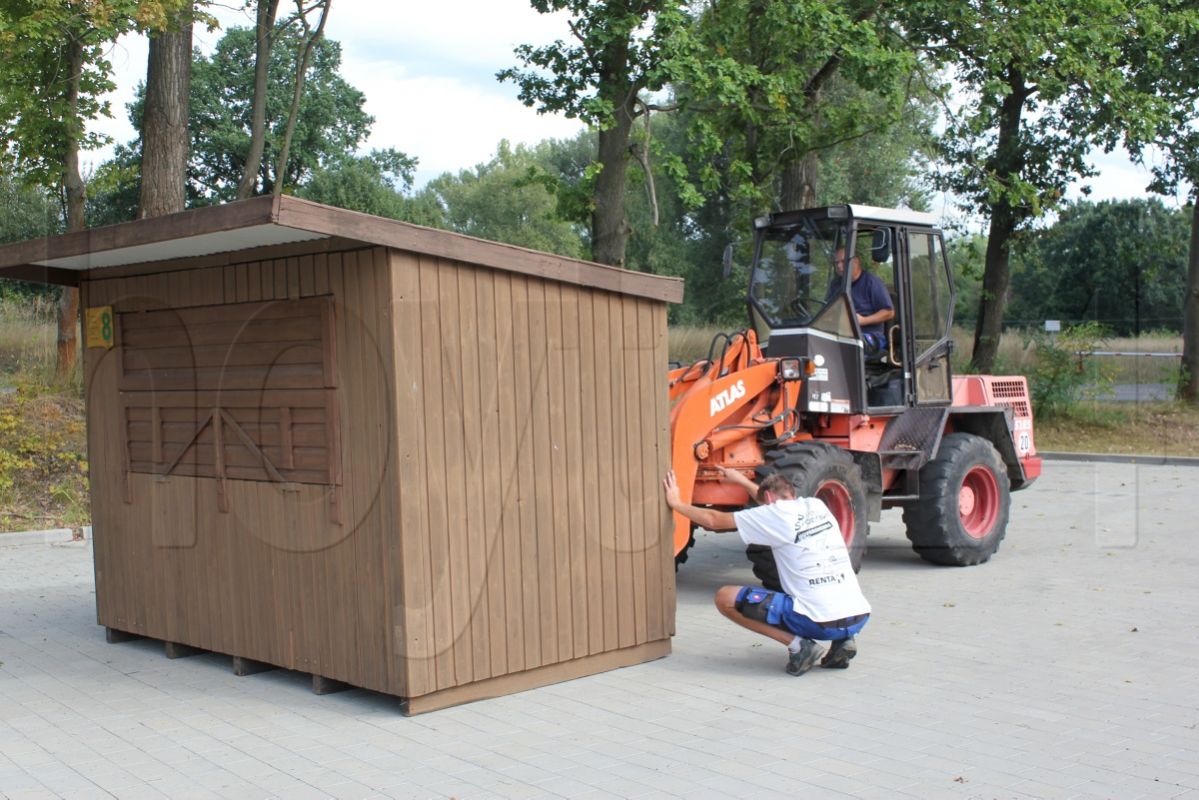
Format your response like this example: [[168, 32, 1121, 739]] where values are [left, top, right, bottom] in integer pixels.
[[83, 246, 403, 696], [390, 250, 675, 700]]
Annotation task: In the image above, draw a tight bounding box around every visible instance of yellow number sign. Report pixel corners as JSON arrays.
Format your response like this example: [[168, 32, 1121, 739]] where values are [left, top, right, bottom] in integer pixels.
[[86, 306, 115, 350]]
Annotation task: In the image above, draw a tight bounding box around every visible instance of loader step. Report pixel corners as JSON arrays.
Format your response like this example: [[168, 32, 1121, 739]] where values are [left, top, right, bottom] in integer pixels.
[[879, 407, 947, 461]]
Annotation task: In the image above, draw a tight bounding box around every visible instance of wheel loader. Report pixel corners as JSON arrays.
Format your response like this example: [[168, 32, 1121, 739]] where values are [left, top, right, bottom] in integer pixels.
[[668, 204, 1041, 585]]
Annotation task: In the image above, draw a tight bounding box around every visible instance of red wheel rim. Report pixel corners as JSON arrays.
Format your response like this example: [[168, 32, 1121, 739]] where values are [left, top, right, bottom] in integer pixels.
[[959, 465, 999, 539], [816, 479, 855, 548]]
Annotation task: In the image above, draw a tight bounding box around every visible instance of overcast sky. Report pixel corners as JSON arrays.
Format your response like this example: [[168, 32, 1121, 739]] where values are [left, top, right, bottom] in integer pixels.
[[84, 0, 1179, 225]]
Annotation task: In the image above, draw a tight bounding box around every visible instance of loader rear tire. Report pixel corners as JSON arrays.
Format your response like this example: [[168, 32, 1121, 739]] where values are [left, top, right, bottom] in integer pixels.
[[902, 433, 1010, 566], [748, 443, 869, 591]]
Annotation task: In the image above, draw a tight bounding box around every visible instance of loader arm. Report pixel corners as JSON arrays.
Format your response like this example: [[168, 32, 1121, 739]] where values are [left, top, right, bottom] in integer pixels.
[[667, 330, 757, 404], [668, 360, 787, 555]]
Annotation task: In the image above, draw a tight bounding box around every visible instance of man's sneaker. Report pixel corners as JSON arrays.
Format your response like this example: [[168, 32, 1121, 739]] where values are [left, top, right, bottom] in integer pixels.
[[785, 639, 824, 676], [820, 636, 858, 669]]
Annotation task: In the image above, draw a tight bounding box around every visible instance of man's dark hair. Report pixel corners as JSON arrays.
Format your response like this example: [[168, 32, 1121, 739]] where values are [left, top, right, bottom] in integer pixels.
[[758, 473, 796, 503]]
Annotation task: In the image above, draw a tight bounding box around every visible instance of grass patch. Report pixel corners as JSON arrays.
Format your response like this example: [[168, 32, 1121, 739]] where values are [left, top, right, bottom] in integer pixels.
[[950, 325, 1183, 385], [0, 296, 59, 379], [1035, 401, 1199, 457], [669, 325, 725, 364], [2, 299, 88, 533]]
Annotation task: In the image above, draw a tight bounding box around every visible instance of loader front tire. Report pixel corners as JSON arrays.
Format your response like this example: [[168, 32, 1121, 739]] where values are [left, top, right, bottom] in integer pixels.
[[902, 433, 1010, 566], [748, 443, 869, 591], [675, 525, 697, 570]]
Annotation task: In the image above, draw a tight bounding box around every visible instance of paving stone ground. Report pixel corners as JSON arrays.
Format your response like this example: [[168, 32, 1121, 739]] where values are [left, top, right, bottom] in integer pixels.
[[1, 459, 1197, 799]]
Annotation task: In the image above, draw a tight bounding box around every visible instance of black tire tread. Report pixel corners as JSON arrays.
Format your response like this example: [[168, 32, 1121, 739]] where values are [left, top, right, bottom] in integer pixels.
[[902, 432, 1011, 566]]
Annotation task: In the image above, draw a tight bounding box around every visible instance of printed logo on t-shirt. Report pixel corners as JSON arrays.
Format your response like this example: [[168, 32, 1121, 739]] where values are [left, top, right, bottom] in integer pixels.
[[793, 517, 833, 543], [809, 573, 845, 586]]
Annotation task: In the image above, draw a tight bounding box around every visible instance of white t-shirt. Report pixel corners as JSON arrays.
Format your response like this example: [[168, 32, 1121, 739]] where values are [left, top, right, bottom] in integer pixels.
[[734, 497, 871, 623]]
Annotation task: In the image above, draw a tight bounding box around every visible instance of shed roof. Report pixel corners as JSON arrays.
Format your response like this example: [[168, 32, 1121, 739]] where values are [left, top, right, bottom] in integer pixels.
[[0, 195, 684, 304]]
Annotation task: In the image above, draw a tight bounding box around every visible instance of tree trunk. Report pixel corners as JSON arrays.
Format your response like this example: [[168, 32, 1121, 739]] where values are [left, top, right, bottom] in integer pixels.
[[56, 34, 87, 380], [971, 203, 1018, 373], [1180, 201, 1199, 403], [970, 67, 1029, 373], [591, 94, 636, 267], [275, 0, 331, 197], [237, 0, 281, 199], [780, 153, 818, 211], [139, 15, 192, 218]]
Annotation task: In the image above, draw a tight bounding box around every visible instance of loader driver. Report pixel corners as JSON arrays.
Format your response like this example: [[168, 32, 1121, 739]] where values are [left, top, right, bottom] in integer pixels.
[[662, 467, 870, 676], [830, 248, 894, 353]]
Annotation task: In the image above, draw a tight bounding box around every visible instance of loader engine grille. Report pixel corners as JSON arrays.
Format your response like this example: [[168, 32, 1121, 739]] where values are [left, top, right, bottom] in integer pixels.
[[988, 378, 1032, 418]]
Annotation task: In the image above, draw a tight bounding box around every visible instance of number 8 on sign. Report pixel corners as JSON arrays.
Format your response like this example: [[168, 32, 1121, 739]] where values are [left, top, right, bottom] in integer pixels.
[[86, 306, 115, 350]]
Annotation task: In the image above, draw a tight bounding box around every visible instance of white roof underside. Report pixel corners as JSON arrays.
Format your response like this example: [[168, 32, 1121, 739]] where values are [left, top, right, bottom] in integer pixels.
[[36, 225, 329, 270], [847, 204, 939, 227]]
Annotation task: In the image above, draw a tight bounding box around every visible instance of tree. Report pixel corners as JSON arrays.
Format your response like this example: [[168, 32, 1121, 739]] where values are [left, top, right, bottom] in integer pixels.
[[418, 140, 587, 258], [1007, 199, 1189, 335], [0, 172, 61, 244], [0, 172, 60, 302], [273, 0, 331, 197], [186, 24, 371, 201], [1115, 0, 1199, 401], [903, 0, 1168, 372], [668, 0, 926, 216], [139, 5, 192, 217], [500, 1, 685, 267], [237, 0, 281, 199], [0, 0, 183, 376], [297, 148, 423, 221]]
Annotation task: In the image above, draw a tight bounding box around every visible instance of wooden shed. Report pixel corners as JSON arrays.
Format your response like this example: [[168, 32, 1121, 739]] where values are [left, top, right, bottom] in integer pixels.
[[0, 195, 683, 713]]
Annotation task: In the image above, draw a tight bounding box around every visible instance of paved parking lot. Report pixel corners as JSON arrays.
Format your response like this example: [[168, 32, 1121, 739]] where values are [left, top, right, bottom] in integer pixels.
[[1, 458, 1197, 799]]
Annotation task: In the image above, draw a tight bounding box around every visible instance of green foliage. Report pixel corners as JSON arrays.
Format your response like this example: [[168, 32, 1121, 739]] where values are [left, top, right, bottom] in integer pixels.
[[185, 25, 373, 200], [0, 380, 89, 529], [417, 140, 587, 258], [1008, 199, 1189, 334], [1108, 0, 1199, 198], [84, 142, 141, 226], [908, 0, 1165, 225], [297, 148, 418, 220], [945, 234, 985, 327], [0, 1, 129, 185], [88, 25, 410, 223], [498, 1, 683, 127], [667, 0, 929, 214], [1026, 321, 1114, 419], [0, 171, 60, 243]]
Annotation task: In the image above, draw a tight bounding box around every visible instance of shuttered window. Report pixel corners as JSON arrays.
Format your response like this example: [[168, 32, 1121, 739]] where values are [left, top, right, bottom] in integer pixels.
[[117, 296, 340, 488]]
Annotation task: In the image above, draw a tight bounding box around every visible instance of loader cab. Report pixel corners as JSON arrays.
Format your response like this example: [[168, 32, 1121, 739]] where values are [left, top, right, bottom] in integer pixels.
[[747, 204, 955, 415]]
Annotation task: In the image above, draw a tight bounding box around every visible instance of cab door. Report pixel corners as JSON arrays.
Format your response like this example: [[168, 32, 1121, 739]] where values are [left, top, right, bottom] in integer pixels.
[[906, 229, 954, 405]]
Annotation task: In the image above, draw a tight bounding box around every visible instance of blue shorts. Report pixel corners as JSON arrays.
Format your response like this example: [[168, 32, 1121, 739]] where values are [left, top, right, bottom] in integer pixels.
[[734, 586, 869, 642]]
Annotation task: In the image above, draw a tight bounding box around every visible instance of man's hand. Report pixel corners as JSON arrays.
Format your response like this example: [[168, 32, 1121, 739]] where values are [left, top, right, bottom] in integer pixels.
[[662, 470, 682, 510], [715, 464, 749, 488], [716, 465, 760, 497], [663, 469, 738, 532]]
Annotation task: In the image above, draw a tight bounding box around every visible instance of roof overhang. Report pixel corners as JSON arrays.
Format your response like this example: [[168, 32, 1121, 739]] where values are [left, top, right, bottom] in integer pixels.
[[0, 195, 684, 304], [0, 196, 325, 283]]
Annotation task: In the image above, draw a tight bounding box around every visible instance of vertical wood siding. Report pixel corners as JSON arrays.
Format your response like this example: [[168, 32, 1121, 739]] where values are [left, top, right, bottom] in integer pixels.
[[389, 251, 674, 699], [83, 242, 674, 705], [84, 247, 401, 695]]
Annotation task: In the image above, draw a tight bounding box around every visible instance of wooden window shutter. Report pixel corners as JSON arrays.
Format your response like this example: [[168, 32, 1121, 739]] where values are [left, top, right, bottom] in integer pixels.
[[116, 297, 340, 512]]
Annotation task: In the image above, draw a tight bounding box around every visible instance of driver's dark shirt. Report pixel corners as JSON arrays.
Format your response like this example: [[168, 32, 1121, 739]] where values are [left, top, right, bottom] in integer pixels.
[[829, 270, 893, 346], [850, 271, 893, 341]]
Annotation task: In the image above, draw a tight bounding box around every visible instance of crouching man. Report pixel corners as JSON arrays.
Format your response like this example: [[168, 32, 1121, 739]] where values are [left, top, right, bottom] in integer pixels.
[[662, 466, 870, 676]]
